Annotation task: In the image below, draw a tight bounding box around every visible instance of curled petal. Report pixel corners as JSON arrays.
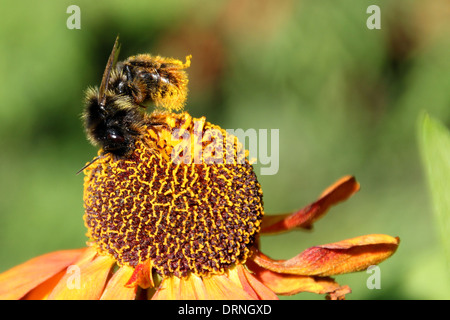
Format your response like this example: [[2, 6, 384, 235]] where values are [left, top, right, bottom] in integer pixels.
[[252, 234, 400, 276], [0, 248, 86, 300], [327, 286, 352, 300], [246, 259, 347, 298], [261, 176, 360, 234]]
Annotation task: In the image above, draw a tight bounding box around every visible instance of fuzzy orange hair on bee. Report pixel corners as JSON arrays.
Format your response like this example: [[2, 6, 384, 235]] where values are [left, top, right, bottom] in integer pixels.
[[82, 36, 191, 163]]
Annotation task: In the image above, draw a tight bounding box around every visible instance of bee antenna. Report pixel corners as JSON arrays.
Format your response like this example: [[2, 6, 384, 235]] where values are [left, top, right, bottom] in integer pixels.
[[98, 35, 120, 106], [76, 155, 101, 175]]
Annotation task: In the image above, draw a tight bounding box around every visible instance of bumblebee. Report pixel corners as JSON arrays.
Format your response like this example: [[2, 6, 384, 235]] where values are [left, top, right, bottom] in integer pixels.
[[82, 36, 191, 162]]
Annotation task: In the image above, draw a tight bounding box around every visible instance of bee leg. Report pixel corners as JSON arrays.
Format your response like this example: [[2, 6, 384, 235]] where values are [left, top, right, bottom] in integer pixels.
[[148, 121, 170, 131], [124, 64, 134, 81], [76, 155, 102, 174]]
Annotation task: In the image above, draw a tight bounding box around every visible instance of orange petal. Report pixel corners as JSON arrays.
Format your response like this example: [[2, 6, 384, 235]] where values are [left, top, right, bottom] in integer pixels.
[[0, 248, 86, 300], [235, 265, 278, 300], [47, 247, 116, 300], [125, 260, 154, 289], [22, 270, 67, 300], [230, 266, 258, 299], [246, 259, 348, 298], [253, 234, 400, 276], [261, 176, 360, 234], [100, 265, 137, 300]]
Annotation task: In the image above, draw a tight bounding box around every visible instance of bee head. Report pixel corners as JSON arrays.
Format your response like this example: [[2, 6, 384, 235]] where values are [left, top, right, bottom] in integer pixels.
[[83, 88, 144, 157]]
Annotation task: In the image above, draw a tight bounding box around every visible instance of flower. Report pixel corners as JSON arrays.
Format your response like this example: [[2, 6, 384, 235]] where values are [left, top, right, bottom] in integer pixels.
[[0, 112, 399, 300]]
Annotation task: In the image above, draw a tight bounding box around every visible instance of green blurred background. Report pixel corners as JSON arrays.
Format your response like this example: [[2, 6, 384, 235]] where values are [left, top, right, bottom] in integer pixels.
[[1, 0, 450, 299]]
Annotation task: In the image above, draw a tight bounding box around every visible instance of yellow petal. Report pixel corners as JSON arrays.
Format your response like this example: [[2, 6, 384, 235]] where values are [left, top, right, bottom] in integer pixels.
[[261, 176, 360, 234], [253, 234, 400, 276], [100, 265, 137, 300], [185, 273, 208, 300], [152, 271, 256, 300], [179, 275, 201, 299], [202, 273, 255, 300], [151, 276, 179, 300], [0, 248, 86, 300], [47, 248, 115, 300]]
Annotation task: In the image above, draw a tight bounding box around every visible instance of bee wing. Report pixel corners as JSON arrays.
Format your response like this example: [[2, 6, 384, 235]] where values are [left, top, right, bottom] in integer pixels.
[[112, 39, 122, 68], [98, 35, 120, 105]]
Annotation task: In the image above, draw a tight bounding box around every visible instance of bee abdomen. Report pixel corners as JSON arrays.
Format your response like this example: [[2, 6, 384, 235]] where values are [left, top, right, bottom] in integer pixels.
[[121, 54, 191, 111]]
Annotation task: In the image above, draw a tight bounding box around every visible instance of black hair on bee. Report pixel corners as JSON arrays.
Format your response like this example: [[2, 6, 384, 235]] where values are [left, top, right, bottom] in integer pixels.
[[82, 36, 147, 158]]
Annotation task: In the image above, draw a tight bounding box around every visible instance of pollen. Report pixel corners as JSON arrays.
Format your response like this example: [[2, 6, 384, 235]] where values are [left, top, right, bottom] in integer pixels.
[[83, 112, 264, 278]]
